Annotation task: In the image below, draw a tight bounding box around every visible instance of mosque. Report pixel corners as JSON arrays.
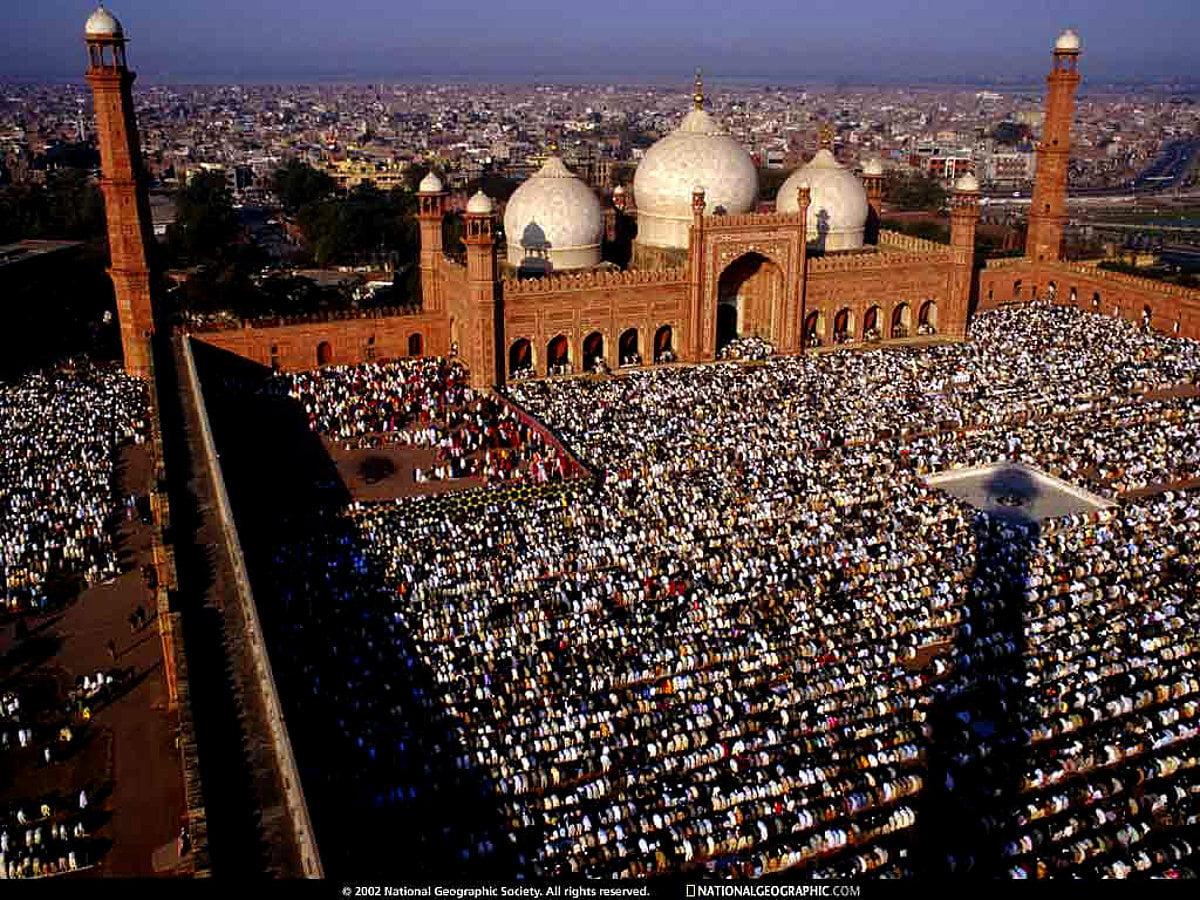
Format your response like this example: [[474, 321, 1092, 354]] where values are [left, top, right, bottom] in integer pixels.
[[83, 7, 1200, 386]]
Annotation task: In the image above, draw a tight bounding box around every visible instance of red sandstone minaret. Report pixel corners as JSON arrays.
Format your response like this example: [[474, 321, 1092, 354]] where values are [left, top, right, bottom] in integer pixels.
[[462, 191, 501, 387], [1026, 29, 1081, 263], [950, 173, 981, 337], [85, 4, 156, 377], [416, 170, 448, 313], [861, 159, 884, 244]]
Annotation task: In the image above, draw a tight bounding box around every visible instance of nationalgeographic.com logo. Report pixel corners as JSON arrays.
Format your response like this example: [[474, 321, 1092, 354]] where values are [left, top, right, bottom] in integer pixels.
[[686, 887, 861, 898]]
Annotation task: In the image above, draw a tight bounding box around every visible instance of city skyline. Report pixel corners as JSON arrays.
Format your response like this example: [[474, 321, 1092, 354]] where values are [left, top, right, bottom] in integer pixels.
[[3, 0, 1198, 85]]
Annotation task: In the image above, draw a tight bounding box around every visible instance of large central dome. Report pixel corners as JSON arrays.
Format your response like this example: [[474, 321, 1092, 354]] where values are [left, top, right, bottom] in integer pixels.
[[632, 85, 758, 250], [504, 155, 603, 274]]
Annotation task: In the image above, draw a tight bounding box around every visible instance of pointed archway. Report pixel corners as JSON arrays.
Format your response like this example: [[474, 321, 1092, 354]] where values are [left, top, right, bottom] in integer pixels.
[[618, 328, 640, 366], [583, 331, 605, 371], [715, 252, 784, 356]]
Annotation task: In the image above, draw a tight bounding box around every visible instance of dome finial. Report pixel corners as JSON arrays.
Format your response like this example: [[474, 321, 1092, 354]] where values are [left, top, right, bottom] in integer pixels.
[[1055, 28, 1081, 52], [86, 3, 124, 39], [693, 68, 704, 111], [818, 123, 835, 152]]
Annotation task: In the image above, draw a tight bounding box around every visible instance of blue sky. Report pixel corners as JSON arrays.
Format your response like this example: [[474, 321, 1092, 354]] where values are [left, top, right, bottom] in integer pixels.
[[3, 1, 1197, 83]]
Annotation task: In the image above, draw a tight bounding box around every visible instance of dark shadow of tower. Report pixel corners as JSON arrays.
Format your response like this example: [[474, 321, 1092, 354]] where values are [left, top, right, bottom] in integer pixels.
[[918, 466, 1038, 876]]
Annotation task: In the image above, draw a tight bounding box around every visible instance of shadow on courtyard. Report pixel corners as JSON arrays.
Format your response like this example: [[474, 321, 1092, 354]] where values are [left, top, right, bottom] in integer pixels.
[[190, 341, 518, 878], [917, 466, 1038, 876]]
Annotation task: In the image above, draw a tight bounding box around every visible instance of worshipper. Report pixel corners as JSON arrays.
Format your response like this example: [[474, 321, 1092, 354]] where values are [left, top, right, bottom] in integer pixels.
[[237, 303, 1200, 879], [0, 360, 147, 616]]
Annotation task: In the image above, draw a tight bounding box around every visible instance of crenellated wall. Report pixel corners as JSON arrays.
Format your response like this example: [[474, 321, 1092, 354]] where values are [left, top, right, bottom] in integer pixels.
[[190, 310, 449, 371], [806, 250, 964, 343], [877, 229, 954, 255], [978, 258, 1200, 339], [502, 265, 688, 295], [501, 268, 690, 375]]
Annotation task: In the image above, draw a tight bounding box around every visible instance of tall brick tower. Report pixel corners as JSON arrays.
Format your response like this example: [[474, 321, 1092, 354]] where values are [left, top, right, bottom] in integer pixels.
[[1026, 29, 1081, 263], [85, 5, 156, 378], [949, 173, 981, 337], [416, 170, 447, 314], [462, 191, 501, 388], [861, 158, 884, 245]]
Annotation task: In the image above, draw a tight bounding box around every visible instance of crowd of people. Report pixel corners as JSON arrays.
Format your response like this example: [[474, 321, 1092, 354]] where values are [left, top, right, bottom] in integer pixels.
[[244, 303, 1199, 878], [0, 783, 97, 879], [0, 362, 147, 616], [717, 336, 774, 361], [271, 357, 574, 485], [1, 666, 114, 879]]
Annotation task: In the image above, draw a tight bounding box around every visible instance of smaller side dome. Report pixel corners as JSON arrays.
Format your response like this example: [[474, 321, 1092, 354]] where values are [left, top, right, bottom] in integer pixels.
[[954, 172, 980, 193], [861, 158, 884, 177], [1055, 29, 1081, 52], [466, 191, 494, 215], [85, 5, 123, 38], [418, 171, 444, 193], [504, 155, 604, 273], [778, 148, 870, 252]]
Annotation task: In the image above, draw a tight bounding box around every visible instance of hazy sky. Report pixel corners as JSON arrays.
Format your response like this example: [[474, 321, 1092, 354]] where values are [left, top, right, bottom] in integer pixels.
[[3, 0, 1197, 84]]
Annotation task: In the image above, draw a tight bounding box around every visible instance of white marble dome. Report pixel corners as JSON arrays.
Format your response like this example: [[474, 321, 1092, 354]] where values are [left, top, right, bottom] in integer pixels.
[[632, 107, 758, 250], [85, 5, 123, 38], [954, 172, 980, 193], [417, 171, 444, 193], [777, 149, 870, 252], [504, 155, 603, 273], [1055, 29, 1081, 52], [466, 191, 494, 215]]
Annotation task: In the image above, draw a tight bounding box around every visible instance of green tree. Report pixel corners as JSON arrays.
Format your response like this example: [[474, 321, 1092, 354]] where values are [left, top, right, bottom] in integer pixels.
[[991, 121, 1032, 146], [757, 167, 791, 203], [467, 173, 518, 202], [295, 183, 419, 269], [0, 170, 106, 243], [884, 170, 947, 212], [272, 160, 336, 215], [169, 171, 238, 264]]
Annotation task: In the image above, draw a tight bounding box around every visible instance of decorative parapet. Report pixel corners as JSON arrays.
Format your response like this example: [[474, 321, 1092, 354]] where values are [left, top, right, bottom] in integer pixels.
[[704, 211, 807, 229], [982, 257, 1027, 270], [180, 336, 324, 879], [878, 229, 952, 255], [502, 265, 688, 296], [187, 305, 421, 333], [441, 257, 467, 276], [1053, 261, 1200, 301], [983, 256, 1200, 302], [808, 249, 951, 273]]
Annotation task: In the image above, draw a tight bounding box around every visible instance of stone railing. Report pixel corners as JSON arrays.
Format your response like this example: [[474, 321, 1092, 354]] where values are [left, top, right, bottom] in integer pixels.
[[180, 336, 324, 879], [142, 348, 210, 874], [164, 598, 211, 877], [878, 229, 951, 255], [502, 265, 687, 295], [982, 257, 1027, 270], [494, 389, 598, 480], [186, 305, 421, 333]]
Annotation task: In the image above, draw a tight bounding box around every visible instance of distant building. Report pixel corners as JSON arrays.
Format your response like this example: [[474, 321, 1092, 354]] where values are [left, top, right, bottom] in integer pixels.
[[323, 158, 408, 191]]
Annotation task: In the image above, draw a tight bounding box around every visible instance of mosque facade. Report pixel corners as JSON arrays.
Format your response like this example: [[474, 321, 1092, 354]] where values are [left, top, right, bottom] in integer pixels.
[[83, 9, 1200, 385]]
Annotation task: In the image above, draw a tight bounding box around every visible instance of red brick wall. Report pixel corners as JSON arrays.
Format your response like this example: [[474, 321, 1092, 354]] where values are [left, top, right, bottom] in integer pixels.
[[978, 261, 1200, 339], [191, 313, 449, 371]]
